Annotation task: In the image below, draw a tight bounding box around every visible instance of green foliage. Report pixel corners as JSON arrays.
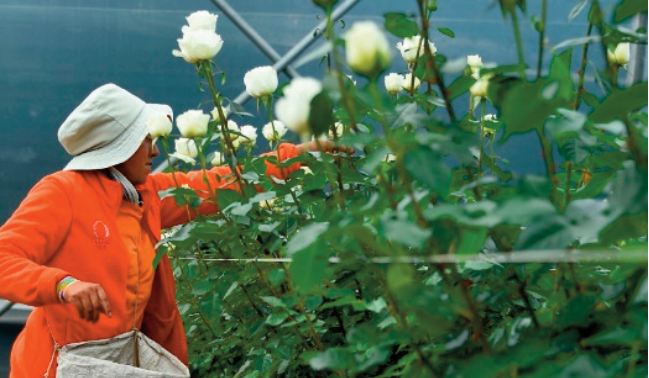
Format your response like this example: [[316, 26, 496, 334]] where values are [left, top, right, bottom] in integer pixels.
[[164, 2, 647, 377]]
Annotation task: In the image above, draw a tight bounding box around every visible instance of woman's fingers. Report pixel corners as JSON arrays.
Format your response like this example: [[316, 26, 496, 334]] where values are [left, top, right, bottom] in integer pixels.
[[63, 281, 111, 322], [96, 286, 112, 317]]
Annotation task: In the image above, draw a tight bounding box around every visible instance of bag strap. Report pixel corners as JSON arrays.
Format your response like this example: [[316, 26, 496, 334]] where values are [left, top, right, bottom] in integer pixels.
[[43, 311, 61, 378]]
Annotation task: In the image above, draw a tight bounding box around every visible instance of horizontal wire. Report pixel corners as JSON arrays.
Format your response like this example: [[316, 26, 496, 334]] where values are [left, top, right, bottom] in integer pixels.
[[176, 249, 647, 265]]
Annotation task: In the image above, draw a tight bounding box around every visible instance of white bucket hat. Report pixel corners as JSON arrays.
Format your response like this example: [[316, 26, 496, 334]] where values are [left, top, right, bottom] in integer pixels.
[[58, 83, 172, 170]]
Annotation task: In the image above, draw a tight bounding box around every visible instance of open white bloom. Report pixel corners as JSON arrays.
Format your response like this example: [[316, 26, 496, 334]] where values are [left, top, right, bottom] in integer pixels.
[[147, 113, 173, 138], [607, 43, 630, 66], [243, 66, 278, 98], [329, 122, 344, 139], [467, 54, 483, 79], [470, 76, 490, 98], [172, 28, 223, 63], [402, 73, 421, 92], [173, 138, 198, 163], [344, 22, 391, 76], [239, 125, 258, 145], [176, 109, 209, 138], [484, 114, 498, 122], [384, 73, 404, 94], [262, 120, 287, 142], [396, 35, 437, 64], [211, 151, 225, 166], [275, 77, 322, 137], [210, 105, 229, 123], [186, 10, 218, 31]]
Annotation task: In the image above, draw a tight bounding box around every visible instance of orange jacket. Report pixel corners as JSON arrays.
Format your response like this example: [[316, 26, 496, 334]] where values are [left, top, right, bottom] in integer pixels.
[[0, 143, 300, 377]]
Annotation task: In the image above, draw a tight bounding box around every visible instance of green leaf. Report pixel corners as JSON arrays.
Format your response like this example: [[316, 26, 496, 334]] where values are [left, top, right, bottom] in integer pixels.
[[614, 0, 648, 22], [286, 222, 329, 256], [387, 264, 416, 292], [556, 295, 596, 327], [447, 75, 475, 99], [308, 348, 355, 370], [382, 217, 431, 248], [290, 244, 328, 293], [582, 327, 644, 347], [308, 91, 335, 136], [457, 227, 488, 254], [404, 146, 451, 196], [590, 82, 648, 123], [501, 80, 567, 141], [383, 12, 419, 38], [548, 49, 574, 101], [437, 27, 455, 38]]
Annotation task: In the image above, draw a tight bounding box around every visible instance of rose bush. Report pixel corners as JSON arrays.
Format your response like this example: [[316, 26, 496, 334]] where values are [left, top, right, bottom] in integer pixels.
[[156, 3, 647, 377]]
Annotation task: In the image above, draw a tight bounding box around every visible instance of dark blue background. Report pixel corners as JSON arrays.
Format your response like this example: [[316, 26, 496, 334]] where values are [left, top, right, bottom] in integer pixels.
[[0, 0, 616, 223]]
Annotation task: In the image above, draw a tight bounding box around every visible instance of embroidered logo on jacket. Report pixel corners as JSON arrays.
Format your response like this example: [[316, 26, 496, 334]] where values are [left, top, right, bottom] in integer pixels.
[[92, 220, 110, 248]]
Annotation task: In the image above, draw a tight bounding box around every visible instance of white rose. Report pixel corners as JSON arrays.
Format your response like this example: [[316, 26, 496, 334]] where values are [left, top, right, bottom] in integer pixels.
[[396, 35, 436, 64], [384, 73, 404, 94], [186, 10, 218, 31], [262, 120, 287, 142], [402, 73, 421, 92], [210, 105, 229, 123], [344, 22, 391, 76], [211, 151, 225, 166], [176, 109, 209, 138], [172, 29, 223, 63], [172, 138, 198, 163], [243, 66, 278, 98], [275, 77, 322, 137], [607, 43, 630, 66], [239, 125, 258, 145], [470, 77, 489, 98], [147, 113, 173, 138], [329, 122, 344, 139]]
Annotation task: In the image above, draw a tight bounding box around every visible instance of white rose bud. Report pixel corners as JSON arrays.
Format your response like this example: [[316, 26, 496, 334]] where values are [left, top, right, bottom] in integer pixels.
[[484, 114, 498, 122], [222, 119, 241, 148], [402, 73, 421, 92], [396, 35, 437, 64], [344, 22, 391, 76], [262, 120, 287, 142], [275, 77, 322, 137], [211, 151, 225, 166], [467, 54, 483, 79], [607, 43, 630, 66], [239, 125, 258, 145], [384, 73, 404, 94], [243, 66, 279, 98], [210, 106, 229, 123], [186, 10, 218, 31], [173, 138, 198, 163], [176, 109, 209, 138], [172, 29, 223, 63], [329, 122, 344, 139], [470, 77, 489, 98], [147, 113, 173, 138]]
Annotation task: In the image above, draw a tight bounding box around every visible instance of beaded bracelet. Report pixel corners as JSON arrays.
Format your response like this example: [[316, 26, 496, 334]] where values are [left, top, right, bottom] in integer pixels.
[[56, 276, 79, 302]]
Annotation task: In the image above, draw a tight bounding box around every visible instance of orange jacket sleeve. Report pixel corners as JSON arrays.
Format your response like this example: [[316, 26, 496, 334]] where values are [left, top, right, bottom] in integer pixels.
[[151, 143, 301, 229], [0, 175, 72, 306]]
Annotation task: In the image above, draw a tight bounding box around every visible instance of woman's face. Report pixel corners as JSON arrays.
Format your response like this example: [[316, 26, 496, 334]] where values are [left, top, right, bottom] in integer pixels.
[[114, 135, 159, 184]]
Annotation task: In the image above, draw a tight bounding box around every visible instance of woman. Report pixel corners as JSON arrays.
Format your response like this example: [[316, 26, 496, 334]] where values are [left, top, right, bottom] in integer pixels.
[[0, 83, 342, 377]]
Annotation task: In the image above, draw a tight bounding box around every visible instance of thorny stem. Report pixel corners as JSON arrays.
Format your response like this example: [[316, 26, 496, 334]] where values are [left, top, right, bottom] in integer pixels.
[[510, 8, 527, 79], [200, 62, 246, 192], [159, 139, 193, 221], [478, 99, 487, 174], [564, 161, 573, 210], [573, 23, 594, 110], [536, 0, 547, 79], [449, 266, 491, 353], [314, 138, 346, 210], [513, 273, 540, 329], [590, 0, 616, 87], [536, 128, 559, 204], [417, 0, 457, 122]]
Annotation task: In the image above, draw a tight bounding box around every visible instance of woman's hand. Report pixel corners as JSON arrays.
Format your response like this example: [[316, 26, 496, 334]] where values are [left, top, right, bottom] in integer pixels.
[[63, 281, 112, 323], [297, 140, 354, 155]]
